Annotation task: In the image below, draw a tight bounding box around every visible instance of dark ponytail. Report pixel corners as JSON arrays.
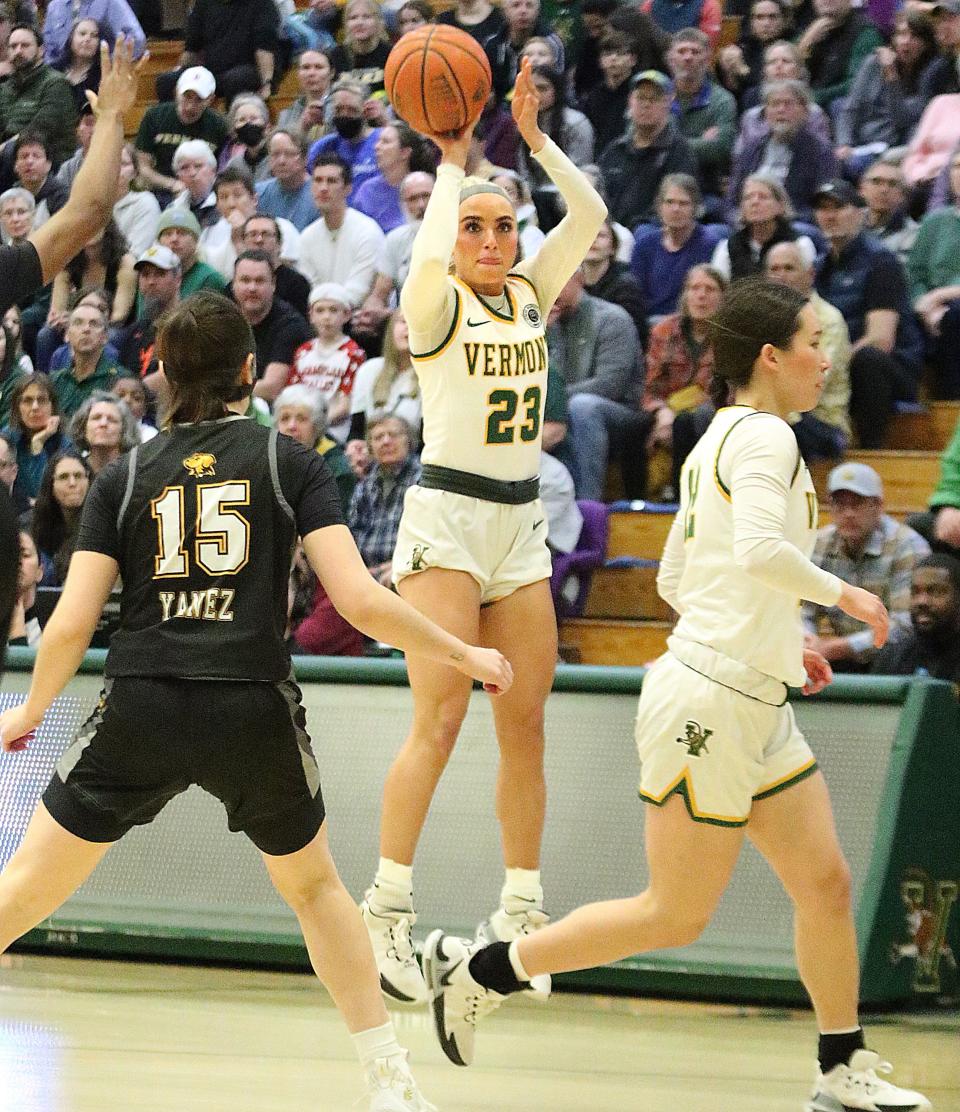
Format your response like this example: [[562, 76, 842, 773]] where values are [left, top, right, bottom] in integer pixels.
[[706, 277, 807, 408], [157, 292, 255, 427]]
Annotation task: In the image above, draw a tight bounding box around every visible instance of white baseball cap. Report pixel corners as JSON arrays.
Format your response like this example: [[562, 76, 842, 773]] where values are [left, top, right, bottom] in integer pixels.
[[827, 462, 883, 499], [134, 243, 181, 272], [176, 66, 216, 100]]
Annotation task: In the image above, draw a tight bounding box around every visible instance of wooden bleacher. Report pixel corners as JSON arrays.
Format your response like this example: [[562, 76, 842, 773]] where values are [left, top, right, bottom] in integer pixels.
[[559, 404, 959, 666]]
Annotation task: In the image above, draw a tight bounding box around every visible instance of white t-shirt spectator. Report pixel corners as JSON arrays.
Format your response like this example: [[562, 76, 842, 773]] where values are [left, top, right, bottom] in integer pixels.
[[298, 207, 385, 307]]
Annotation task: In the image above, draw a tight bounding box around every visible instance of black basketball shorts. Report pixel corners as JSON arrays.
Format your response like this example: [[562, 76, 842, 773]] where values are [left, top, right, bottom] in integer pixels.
[[42, 676, 326, 856]]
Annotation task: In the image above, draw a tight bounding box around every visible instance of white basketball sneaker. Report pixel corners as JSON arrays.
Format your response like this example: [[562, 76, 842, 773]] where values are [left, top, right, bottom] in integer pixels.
[[366, 1051, 438, 1111], [476, 897, 552, 999], [360, 894, 429, 1006], [807, 1050, 933, 1111], [422, 930, 506, 1067]]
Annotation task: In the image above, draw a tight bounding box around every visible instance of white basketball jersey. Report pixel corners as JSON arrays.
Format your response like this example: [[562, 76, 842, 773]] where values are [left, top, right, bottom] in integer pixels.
[[411, 274, 548, 482], [670, 406, 820, 687]]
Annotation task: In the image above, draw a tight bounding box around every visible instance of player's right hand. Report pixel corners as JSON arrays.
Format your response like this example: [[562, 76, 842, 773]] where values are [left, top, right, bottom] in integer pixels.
[[0, 703, 42, 753], [433, 123, 476, 170], [837, 582, 889, 648], [455, 646, 513, 696]]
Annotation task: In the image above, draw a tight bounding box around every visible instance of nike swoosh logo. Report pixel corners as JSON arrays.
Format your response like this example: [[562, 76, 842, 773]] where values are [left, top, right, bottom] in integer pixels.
[[467, 318, 489, 327], [533, 519, 544, 530], [439, 959, 463, 987]]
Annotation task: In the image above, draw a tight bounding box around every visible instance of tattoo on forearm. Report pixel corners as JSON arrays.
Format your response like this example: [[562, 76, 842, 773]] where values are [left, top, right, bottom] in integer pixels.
[[449, 651, 464, 662]]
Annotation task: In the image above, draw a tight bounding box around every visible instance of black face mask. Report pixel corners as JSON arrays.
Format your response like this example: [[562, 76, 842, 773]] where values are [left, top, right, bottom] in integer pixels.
[[235, 122, 265, 147], [333, 115, 363, 140]]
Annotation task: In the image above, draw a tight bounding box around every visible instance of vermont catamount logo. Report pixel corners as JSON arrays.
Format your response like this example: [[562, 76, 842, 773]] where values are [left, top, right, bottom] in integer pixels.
[[183, 452, 217, 478], [676, 720, 713, 757], [409, 544, 431, 571], [890, 868, 958, 993]]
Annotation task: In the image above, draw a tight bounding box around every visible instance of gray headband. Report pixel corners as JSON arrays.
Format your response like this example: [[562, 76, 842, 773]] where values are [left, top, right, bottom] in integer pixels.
[[459, 181, 511, 204]]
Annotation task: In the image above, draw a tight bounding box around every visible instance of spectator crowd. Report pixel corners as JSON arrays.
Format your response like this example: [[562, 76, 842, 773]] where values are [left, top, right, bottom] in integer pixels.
[[4, 0, 960, 678]]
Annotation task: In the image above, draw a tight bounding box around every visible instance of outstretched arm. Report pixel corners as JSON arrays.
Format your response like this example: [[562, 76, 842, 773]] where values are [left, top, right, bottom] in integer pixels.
[[30, 37, 145, 285], [398, 128, 471, 353], [511, 59, 607, 313], [304, 524, 513, 692], [0, 551, 118, 750]]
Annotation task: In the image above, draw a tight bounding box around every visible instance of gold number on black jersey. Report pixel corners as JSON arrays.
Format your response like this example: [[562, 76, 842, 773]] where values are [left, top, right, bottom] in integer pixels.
[[485, 386, 542, 445], [150, 481, 251, 578]]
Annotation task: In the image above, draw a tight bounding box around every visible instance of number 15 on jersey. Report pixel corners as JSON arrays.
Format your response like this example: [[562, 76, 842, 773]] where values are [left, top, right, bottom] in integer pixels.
[[151, 482, 251, 578]]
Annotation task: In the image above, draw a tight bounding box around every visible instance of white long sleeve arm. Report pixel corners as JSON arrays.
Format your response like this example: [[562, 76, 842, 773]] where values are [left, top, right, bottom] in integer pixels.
[[399, 162, 463, 348], [515, 138, 607, 312], [656, 512, 686, 613], [727, 417, 843, 607]]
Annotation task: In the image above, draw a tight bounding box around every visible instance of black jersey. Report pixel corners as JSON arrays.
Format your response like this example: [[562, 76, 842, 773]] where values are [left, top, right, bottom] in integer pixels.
[[76, 416, 344, 681]]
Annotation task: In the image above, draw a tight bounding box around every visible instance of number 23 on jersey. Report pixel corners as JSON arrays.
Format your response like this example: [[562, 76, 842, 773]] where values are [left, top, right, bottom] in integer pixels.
[[485, 386, 542, 445]]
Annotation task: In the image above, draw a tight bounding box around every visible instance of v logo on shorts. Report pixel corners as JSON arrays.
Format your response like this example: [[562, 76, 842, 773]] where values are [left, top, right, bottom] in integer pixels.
[[676, 719, 713, 757]]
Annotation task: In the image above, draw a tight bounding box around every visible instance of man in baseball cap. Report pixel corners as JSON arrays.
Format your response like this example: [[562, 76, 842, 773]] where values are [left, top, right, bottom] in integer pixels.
[[153, 208, 227, 303], [802, 462, 931, 670], [120, 245, 185, 388], [600, 65, 697, 229], [135, 65, 229, 205], [813, 170, 924, 450], [176, 66, 217, 101], [812, 179, 868, 210]]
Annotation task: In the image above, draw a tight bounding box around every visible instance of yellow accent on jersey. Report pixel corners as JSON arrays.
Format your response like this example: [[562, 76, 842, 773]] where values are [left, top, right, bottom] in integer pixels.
[[410, 287, 463, 362]]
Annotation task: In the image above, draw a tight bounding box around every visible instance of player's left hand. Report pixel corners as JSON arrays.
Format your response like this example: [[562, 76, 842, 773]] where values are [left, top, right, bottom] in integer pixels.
[[0, 703, 43, 752], [511, 58, 547, 155], [801, 648, 832, 696]]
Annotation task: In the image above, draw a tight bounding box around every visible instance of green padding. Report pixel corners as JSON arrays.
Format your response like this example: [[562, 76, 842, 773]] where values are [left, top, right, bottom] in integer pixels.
[[2, 646, 914, 702]]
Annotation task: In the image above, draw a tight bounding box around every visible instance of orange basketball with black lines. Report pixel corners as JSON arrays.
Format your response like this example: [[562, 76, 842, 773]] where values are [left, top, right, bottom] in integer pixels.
[[385, 25, 492, 138]]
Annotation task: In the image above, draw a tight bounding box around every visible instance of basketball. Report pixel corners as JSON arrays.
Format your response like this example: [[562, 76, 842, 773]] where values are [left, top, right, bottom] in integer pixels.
[[384, 25, 492, 138]]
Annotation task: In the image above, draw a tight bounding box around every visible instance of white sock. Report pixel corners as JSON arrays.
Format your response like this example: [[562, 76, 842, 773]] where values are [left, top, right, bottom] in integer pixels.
[[352, 1020, 404, 1067], [371, 857, 414, 913], [501, 867, 542, 907], [507, 940, 533, 983]]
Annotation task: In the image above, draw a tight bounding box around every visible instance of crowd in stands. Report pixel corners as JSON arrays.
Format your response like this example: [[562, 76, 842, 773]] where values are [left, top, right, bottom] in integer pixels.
[[2, 0, 960, 677]]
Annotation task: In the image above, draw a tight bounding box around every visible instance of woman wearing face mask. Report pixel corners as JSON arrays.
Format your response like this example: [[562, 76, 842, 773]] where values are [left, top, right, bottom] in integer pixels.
[[220, 95, 273, 183], [307, 78, 382, 199]]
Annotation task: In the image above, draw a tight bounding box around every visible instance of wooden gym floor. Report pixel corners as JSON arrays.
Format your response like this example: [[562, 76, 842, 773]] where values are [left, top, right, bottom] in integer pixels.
[[0, 955, 956, 1111]]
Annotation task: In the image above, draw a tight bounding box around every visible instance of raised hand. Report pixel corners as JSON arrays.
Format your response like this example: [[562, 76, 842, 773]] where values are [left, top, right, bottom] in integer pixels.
[[86, 34, 147, 119], [511, 57, 546, 155], [432, 118, 477, 170]]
